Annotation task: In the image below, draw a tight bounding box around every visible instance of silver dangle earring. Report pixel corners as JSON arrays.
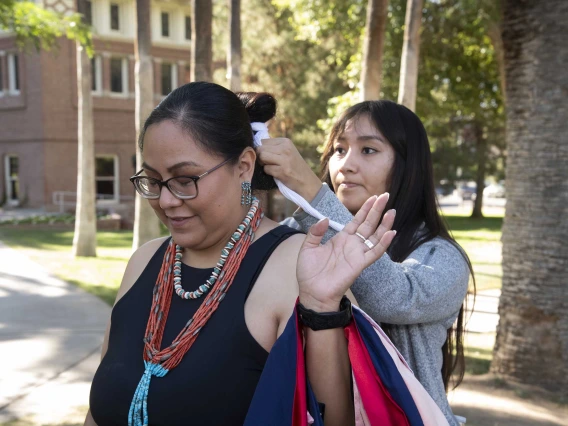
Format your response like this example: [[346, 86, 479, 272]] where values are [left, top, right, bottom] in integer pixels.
[[241, 181, 252, 206]]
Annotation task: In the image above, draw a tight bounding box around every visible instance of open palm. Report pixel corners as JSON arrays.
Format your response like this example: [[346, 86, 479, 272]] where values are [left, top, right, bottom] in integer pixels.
[[297, 194, 396, 310]]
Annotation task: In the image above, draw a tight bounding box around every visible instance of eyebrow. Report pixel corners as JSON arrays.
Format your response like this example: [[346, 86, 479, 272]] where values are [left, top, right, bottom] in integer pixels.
[[142, 161, 202, 174], [336, 135, 387, 144]]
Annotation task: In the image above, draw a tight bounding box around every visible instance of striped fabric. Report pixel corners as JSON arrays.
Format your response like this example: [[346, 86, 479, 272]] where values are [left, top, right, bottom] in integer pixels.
[[244, 305, 449, 426]]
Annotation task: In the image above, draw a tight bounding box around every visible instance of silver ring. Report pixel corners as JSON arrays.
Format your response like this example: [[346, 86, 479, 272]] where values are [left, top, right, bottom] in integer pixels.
[[356, 232, 375, 249]]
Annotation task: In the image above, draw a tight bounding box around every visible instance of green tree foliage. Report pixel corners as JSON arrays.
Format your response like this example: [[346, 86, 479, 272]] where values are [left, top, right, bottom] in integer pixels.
[[242, 0, 505, 186], [0, 0, 92, 54]]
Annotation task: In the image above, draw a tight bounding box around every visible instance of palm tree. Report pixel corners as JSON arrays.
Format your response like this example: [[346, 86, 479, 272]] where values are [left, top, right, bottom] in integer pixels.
[[491, 0, 568, 391], [132, 0, 161, 250], [360, 0, 389, 101], [72, 0, 96, 257], [191, 0, 213, 82], [227, 0, 241, 91], [397, 0, 423, 111]]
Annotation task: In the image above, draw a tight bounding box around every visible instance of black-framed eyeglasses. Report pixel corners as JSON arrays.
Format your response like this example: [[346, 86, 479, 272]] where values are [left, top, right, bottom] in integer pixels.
[[130, 158, 232, 200]]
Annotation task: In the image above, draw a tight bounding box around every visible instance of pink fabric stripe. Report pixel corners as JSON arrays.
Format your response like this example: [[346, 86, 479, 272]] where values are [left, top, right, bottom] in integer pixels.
[[354, 307, 449, 426]]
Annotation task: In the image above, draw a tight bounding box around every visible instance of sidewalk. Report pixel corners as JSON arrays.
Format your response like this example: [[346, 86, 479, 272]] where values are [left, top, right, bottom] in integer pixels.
[[0, 242, 110, 425]]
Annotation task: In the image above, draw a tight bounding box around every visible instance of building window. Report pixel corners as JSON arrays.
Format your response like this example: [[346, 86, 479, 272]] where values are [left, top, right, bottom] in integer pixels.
[[0, 56, 4, 96], [96, 156, 118, 202], [161, 63, 177, 96], [85, 0, 92, 25], [4, 155, 19, 206], [7, 54, 20, 95], [110, 57, 127, 95], [91, 56, 102, 94], [161, 12, 170, 37], [185, 16, 191, 40], [110, 3, 120, 31]]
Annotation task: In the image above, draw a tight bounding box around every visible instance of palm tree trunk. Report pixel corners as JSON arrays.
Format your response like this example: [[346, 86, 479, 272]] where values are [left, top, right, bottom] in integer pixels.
[[191, 0, 213, 82], [397, 0, 423, 111], [471, 122, 485, 218], [228, 0, 241, 91], [73, 0, 97, 257], [491, 0, 568, 392], [360, 0, 389, 101], [133, 0, 161, 250]]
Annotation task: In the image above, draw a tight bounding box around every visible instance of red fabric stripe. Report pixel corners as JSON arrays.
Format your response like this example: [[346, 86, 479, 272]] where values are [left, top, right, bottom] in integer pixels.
[[292, 309, 308, 426], [345, 322, 410, 426]]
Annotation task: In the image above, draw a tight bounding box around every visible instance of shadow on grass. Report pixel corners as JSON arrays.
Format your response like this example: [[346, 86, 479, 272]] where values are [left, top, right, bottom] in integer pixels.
[[67, 279, 118, 306], [0, 229, 134, 251], [465, 346, 493, 375]]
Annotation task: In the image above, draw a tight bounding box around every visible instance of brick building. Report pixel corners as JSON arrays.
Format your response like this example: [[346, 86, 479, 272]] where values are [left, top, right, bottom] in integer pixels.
[[0, 0, 192, 214]]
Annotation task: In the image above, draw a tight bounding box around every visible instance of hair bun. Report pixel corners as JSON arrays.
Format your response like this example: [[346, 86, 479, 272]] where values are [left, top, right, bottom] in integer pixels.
[[236, 92, 277, 123]]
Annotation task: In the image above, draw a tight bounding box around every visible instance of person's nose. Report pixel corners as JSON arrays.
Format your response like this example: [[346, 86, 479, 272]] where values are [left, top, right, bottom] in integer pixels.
[[158, 184, 183, 210], [338, 148, 358, 175]]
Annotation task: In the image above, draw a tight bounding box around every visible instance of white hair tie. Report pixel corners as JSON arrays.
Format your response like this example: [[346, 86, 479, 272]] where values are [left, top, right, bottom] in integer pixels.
[[250, 122, 344, 232]]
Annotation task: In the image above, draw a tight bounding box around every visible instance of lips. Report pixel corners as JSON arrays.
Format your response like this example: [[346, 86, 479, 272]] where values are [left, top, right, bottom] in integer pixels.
[[167, 216, 194, 228], [338, 182, 360, 189]]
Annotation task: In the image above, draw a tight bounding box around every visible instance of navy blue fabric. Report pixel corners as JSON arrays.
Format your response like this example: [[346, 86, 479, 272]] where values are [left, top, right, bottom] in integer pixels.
[[243, 313, 297, 426], [353, 309, 424, 426]]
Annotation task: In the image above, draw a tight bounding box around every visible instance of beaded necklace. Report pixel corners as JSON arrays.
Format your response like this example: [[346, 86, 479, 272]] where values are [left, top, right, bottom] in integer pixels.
[[128, 199, 263, 426]]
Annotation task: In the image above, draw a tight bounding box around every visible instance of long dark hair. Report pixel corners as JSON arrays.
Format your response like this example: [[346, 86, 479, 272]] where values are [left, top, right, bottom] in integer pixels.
[[139, 81, 277, 191], [320, 100, 475, 390]]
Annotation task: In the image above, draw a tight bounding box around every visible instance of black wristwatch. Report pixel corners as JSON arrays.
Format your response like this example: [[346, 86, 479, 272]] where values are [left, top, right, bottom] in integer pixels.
[[297, 296, 353, 331]]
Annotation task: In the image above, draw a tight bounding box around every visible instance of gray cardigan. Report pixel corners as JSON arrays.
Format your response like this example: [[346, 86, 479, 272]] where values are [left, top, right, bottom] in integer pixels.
[[282, 184, 469, 426]]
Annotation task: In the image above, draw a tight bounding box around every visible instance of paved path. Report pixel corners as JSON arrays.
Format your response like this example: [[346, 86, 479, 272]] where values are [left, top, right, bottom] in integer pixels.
[[0, 242, 110, 425]]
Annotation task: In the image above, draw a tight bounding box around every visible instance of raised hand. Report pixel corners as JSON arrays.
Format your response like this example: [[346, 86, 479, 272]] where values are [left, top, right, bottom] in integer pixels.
[[296, 193, 396, 311]]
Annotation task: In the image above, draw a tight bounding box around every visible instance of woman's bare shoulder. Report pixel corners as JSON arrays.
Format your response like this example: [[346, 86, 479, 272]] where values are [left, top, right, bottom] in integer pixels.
[[113, 236, 169, 306]]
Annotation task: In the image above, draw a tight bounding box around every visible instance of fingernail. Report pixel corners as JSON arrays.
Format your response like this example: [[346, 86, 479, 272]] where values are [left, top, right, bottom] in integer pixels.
[[390, 209, 396, 215], [385, 192, 390, 200], [392, 230, 397, 235]]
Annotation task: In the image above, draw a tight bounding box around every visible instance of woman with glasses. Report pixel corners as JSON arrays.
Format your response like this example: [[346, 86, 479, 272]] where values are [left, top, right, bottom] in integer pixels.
[[83, 82, 396, 426]]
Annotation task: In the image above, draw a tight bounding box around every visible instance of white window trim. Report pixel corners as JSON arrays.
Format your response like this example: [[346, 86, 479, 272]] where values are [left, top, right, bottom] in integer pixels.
[[161, 62, 177, 97], [7, 53, 20, 96], [92, 55, 103, 96], [4, 154, 19, 207], [109, 57, 128, 98], [109, 2, 122, 33], [160, 10, 171, 39], [95, 155, 120, 204], [0, 51, 5, 97]]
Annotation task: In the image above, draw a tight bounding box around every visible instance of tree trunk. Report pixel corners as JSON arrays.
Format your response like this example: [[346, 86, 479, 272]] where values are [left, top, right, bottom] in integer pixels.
[[360, 0, 389, 101], [227, 0, 241, 91], [491, 0, 568, 392], [471, 122, 486, 219], [397, 0, 423, 111], [72, 0, 97, 257], [133, 0, 161, 250], [191, 0, 213, 82], [488, 21, 506, 104]]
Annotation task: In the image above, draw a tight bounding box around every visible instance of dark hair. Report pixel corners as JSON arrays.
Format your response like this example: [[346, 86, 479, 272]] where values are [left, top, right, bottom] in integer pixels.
[[139, 81, 277, 191], [320, 100, 476, 391]]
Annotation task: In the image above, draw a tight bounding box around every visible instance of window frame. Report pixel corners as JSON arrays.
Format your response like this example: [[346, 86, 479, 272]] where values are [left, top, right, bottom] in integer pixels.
[[110, 2, 121, 32], [161, 11, 170, 38], [91, 55, 103, 95], [4, 154, 20, 207], [7, 53, 20, 96], [95, 155, 120, 204], [160, 62, 177, 96], [109, 57, 128, 97], [185, 15, 192, 41]]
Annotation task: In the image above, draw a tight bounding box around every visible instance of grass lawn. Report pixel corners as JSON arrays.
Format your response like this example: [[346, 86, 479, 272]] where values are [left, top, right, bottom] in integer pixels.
[[444, 214, 503, 292], [0, 228, 134, 306]]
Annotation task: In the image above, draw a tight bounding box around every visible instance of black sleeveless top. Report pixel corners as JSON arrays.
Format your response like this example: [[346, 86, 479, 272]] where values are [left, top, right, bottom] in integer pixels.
[[90, 226, 301, 426]]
